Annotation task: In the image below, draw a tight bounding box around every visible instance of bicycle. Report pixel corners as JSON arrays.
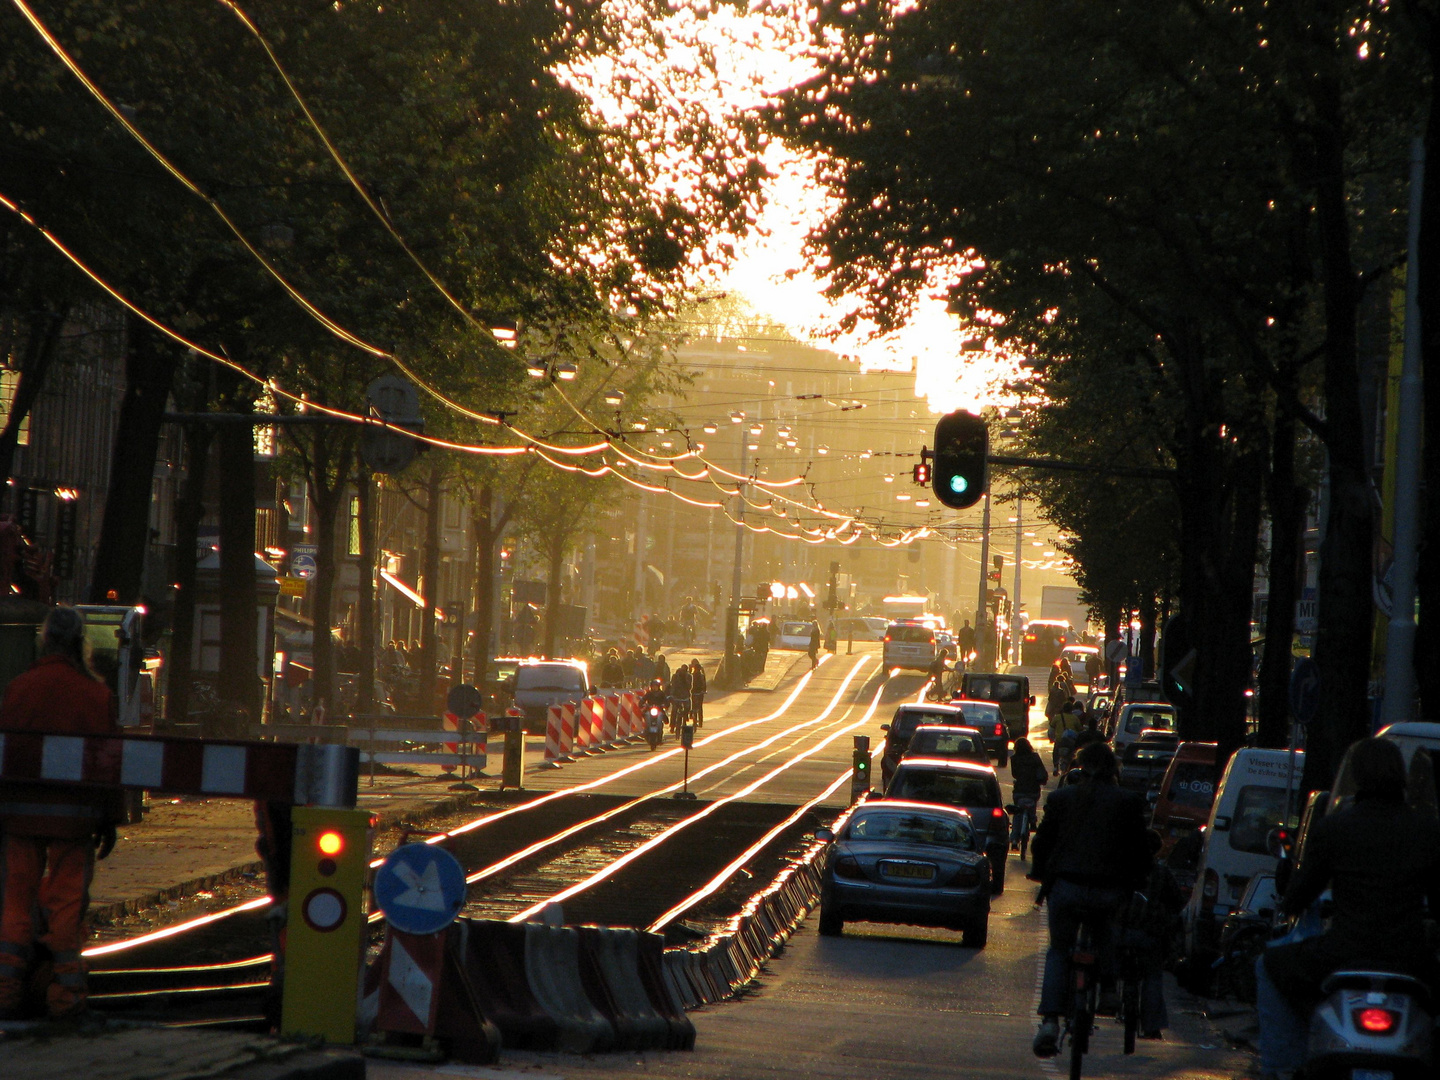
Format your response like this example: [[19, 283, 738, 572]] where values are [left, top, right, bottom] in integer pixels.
[[1061, 922, 1101, 1080], [1010, 795, 1038, 860], [1115, 890, 1150, 1055], [669, 696, 691, 734]]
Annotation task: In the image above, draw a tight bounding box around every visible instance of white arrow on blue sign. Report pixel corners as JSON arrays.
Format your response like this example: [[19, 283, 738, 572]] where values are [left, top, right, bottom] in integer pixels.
[[374, 843, 467, 935], [1288, 657, 1321, 726]]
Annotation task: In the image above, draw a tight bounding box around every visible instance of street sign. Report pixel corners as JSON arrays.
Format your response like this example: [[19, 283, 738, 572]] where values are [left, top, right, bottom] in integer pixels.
[[374, 843, 467, 936], [279, 576, 307, 598], [1289, 657, 1321, 725], [291, 543, 318, 580], [1294, 588, 1319, 635], [363, 374, 424, 474], [446, 683, 483, 719]]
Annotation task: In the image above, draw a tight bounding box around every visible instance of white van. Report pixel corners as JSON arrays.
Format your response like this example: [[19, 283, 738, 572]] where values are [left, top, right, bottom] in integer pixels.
[[1181, 747, 1303, 964]]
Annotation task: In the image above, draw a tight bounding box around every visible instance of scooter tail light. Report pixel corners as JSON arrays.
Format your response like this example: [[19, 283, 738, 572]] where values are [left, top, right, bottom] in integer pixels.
[[1354, 1007, 1398, 1034]]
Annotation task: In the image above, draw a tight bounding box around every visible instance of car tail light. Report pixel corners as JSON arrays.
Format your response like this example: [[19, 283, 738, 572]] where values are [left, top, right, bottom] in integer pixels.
[[884, 635, 892, 642], [994, 723, 1005, 737], [952, 866, 981, 887], [833, 855, 865, 879], [1355, 1007, 1398, 1034], [991, 807, 1005, 820]]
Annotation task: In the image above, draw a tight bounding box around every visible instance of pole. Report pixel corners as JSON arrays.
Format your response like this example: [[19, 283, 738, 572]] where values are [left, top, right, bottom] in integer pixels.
[[632, 492, 648, 620], [729, 434, 749, 648], [1010, 493, 1024, 666], [1381, 137, 1426, 725], [975, 485, 991, 669]]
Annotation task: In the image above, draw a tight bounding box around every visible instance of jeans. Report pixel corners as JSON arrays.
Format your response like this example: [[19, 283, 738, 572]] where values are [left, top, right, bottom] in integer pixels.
[[1255, 952, 1308, 1077], [1039, 878, 1126, 1016]]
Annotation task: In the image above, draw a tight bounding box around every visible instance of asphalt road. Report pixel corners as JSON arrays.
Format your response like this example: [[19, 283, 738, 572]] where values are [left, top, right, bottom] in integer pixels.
[[367, 656, 1251, 1080]]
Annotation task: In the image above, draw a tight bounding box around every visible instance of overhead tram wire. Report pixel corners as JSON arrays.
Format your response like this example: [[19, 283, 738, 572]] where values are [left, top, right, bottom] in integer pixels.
[[10, 3, 941, 548]]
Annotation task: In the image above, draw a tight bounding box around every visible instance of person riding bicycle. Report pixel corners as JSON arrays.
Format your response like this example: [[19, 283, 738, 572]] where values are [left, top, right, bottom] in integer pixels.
[[1009, 738, 1049, 851], [1053, 704, 1085, 771], [1255, 738, 1440, 1080], [1028, 741, 1151, 1058], [926, 651, 949, 698], [669, 663, 692, 729]]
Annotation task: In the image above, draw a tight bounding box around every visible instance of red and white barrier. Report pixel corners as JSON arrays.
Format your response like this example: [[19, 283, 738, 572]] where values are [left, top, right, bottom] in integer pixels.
[[585, 698, 604, 750], [620, 693, 642, 740], [442, 711, 488, 773], [0, 729, 357, 806], [373, 928, 444, 1034], [543, 706, 573, 768], [567, 702, 590, 755], [602, 696, 620, 746]]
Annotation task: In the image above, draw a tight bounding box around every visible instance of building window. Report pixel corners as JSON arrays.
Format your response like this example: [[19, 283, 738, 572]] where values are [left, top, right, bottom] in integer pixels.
[[0, 371, 30, 447], [348, 495, 361, 556]]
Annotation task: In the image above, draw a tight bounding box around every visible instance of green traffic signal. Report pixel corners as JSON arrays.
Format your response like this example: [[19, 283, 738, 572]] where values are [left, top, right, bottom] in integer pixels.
[[932, 411, 988, 509]]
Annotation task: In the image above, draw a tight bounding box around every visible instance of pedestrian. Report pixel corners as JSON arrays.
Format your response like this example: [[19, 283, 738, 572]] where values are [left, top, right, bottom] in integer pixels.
[[0, 607, 119, 1019], [808, 622, 821, 669], [1008, 738, 1049, 849], [621, 649, 637, 686], [653, 648, 671, 686], [599, 648, 624, 689], [689, 659, 707, 728]]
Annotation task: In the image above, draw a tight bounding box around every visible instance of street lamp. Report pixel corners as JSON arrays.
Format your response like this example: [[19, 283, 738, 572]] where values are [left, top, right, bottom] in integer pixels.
[[603, 388, 625, 407], [703, 421, 718, 434], [526, 359, 547, 379], [730, 411, 745, 423], [554, 360, 578, 381]]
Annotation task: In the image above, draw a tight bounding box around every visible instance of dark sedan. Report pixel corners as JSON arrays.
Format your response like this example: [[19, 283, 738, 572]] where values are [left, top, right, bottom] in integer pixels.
[[815, 801, 991, 948], [903, 725, 989, 766], [881, 757, 1009, 895]]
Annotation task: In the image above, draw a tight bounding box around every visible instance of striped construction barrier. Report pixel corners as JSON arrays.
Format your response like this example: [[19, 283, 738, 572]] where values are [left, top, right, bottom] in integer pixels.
[[602, 695, 621, 746], [620, 692, 642, 740], [568, 701, 593, 756], [442, 710, 488, 774], [585, 697, 605, 750], [542, 706, 573, 768]]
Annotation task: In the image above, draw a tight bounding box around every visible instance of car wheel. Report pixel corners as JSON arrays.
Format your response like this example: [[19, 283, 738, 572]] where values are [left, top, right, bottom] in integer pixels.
[[963, 916, 988, 949], [817, 903, 843, 938], [990, 853, 1006, 895]]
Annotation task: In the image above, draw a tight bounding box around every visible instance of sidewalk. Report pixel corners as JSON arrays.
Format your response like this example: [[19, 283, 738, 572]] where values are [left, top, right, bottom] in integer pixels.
[[0, 1022, 361, 1080]]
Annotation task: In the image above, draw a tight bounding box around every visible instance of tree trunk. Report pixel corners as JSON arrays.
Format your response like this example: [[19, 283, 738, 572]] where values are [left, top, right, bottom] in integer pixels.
[[1137, 593, 1156, 679], [302, 436, 354, 720], [0, 303, 68, 483], [355, 467, 377, 717], [165, 421, 213, 722], [470, 484, 497, 697], [89, 319, 180, 603], [1414, 20, 1440, 719], [1304, 92, 1376, 795], [543, 531, 567, 658], [216, 400, 259, 723], [416, 461, 444, 713], [1258, 406, 1306, 748]]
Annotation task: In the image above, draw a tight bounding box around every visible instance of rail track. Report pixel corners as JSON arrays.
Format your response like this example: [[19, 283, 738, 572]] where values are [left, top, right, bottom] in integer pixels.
[[82, 656, 917, 1027]]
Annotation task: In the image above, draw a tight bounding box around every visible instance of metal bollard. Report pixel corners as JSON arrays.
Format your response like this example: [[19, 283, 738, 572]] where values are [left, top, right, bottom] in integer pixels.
[[502, 713, 524, 790]]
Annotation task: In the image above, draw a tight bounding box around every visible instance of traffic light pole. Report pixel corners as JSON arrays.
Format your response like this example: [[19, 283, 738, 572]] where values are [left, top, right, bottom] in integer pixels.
[[975, 485, 991, 669], [727, 437, 748, 659], [1010, 495, 1024, 666]]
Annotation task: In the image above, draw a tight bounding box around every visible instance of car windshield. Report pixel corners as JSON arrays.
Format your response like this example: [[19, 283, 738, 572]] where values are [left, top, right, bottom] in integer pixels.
[[966, 676, 1025, 702], [888, 769, 997, 808], [847, 810, 973, 849], [515, 666, 585, 693], [1125, 708, 1176, 734], [1165, 762, 1218, 809], [955, 703, 1000, 724], [910, 730, 984, 757], [782, 622, 808, 636], [890, 709, 961, 738], [1229, 785, 1288, 854]]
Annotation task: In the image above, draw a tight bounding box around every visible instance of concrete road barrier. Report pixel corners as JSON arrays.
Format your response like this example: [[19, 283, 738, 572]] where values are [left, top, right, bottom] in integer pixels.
[[522, 923, 614, 1053]]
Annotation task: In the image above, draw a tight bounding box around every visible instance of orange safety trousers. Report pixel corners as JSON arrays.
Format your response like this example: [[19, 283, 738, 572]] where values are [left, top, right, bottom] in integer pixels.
[[0, 834, 95, 1017]]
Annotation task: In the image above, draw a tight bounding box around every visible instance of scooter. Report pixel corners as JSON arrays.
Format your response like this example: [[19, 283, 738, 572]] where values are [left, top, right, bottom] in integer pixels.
[[645, 705, 666, 751], [1303, 970, 1433, 1080]]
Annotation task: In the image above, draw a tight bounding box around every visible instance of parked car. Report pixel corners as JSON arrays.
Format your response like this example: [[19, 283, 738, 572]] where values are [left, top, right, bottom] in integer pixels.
[[815, 801, 991, 947], [1118, 730, 1180, 796], [777, 620, 819, 650], [1109, 701, 1177, 756], [1181, 747, 1303, 971], [881, 757, 1009, 894], [838, 616, 888, 642], [883, 622, 939, 671], [1150, 742, 1221, 858], [880, 702, 972, 788], [958, 672, 1034, 742], [948, 698, 1011, 766], [507, 658, 592, 733], [902, 725, 989, 767]]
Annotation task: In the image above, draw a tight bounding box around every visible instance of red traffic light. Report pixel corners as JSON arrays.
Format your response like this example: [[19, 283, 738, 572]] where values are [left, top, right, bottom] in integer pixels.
[[317, 830, 344, 857]]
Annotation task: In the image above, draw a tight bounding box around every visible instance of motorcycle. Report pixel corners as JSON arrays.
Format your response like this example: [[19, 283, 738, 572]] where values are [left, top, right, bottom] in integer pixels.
[[645, 705, 666, 751], [1303, 970, 1433, 1080]]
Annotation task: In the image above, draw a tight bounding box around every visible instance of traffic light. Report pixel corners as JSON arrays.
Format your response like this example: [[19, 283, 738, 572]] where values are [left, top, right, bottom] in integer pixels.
[[912, 460, 931, 485], [932, 411, 988, 509], [281, 806, 374, 1044], [851, 734, 872, 801], [988, 555, 1004, 582]]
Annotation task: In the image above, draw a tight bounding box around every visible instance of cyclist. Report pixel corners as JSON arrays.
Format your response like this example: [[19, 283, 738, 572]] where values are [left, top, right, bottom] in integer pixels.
[[668, 662, 692, 732], [1028, 741, 1151, 1058], [1009, 738, 1049, 852], [688, 659, 707, 728]]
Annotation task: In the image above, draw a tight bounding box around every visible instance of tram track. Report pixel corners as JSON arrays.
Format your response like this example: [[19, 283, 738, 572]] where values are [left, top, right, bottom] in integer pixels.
[[83, 657, 922, 1026]]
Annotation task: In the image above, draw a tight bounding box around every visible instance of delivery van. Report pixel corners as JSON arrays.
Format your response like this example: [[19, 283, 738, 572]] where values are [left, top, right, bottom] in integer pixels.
[[1181, 747, 1303, 966]]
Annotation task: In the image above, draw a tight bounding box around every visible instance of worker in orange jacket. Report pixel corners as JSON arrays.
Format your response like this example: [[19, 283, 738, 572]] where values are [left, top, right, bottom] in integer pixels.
[[0, 606, 118, 1019]]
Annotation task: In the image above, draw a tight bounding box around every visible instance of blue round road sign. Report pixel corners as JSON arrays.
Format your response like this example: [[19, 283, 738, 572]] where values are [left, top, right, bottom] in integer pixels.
[[374, 843, 467, 935], [1289, 657, 1321, 726]]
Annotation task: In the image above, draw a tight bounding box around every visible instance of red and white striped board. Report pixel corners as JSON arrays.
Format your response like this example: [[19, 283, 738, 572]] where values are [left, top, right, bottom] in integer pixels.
[[442, 711, 488, 773], [372, 929, 444, 1035], [569, 701, 594, 755], [0, 729, 359, 807], [542, 706, 571, 768], [583, 697, 604, 751], [620, 693, 642, 740], [601, 695, 620, 746]]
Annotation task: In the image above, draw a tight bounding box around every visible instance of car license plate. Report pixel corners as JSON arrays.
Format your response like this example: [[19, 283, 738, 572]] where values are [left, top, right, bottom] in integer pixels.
[[880, 861, 935, 881], [1351, 1071, 1393, 1080]]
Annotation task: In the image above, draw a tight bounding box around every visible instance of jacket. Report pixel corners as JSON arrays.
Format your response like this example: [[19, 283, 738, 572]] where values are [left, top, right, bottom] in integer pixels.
[[1030, 780, 1150, 892], [669, 667, 692, 698], [1010, 752, 1049, 798], [0, 653, 119, 838], [690, 667, 707, 697]]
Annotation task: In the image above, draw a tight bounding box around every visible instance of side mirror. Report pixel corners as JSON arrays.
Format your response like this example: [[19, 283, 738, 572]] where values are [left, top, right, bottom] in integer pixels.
[[1212, 815, 1232, 832], [1029, 696, 1037, 706], [814, 828, 834, 843], [880, 724, 890, 732]]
